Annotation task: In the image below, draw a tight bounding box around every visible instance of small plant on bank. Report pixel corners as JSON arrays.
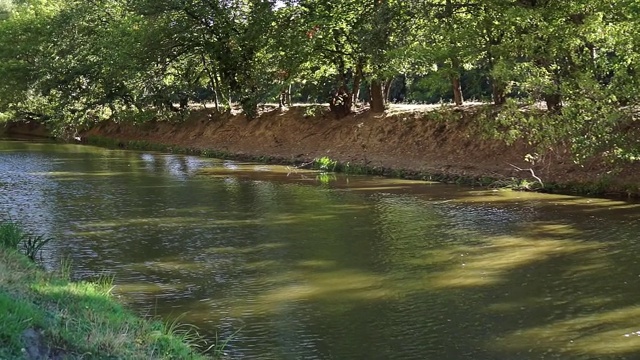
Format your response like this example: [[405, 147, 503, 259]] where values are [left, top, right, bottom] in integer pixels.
[[314, 156, 337, 172], [21, 233, 52, 262], [0, 221, 52, 262], [303, 105, 324, 118], [490, 177, 542, 191], [207, 327, 242, 358]]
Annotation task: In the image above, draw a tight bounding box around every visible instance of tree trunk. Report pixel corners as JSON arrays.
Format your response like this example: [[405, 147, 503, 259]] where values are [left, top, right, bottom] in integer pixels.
[[384, 78, 394, 103], [201, 54, 219, 111], [286, 83, 292, 106], [487, 54, 505, 105], [330, 55, 352, 118], [452, 76, 463, 105], [545, 93, 562, 112], [215, 69, 231, 111], [278, 89, 285, 108], [370, 79, 385, 113], [352, 62, 363, 106], [329, 86, 352, 119], [450, 57, 463, 105], [545, 75, 562, 112], [491, 79, 506, 105], [212, 74, 220, 111]]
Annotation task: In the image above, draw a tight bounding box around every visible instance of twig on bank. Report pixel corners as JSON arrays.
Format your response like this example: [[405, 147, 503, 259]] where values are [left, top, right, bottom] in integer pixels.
[[296, 160, 315, 168], [286, 160, 316, 174], [508, 163, 544, 187]]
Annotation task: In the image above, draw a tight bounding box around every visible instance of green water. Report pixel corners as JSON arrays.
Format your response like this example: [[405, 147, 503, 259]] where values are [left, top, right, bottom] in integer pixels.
[[2, 139, 640, 359]]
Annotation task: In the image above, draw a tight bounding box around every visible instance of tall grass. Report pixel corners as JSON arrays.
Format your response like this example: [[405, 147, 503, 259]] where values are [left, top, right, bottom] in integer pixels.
[[0, 221, 24, 249], [21, 233, 53, 261], [0, 220, 51, 261], [0, 222, 216, 359]]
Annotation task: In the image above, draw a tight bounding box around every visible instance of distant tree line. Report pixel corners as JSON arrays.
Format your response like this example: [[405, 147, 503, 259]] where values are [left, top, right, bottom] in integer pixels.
[[0, 0, 639, 160]]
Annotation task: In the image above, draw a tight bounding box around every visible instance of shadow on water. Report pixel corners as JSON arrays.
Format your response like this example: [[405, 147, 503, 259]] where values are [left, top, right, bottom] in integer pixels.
[[114, 199, 640, 358], [3, 139, 640, 359]]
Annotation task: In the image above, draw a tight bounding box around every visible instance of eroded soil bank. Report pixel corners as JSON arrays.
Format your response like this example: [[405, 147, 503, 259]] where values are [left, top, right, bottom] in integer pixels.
[[6, 105, 640, 196]]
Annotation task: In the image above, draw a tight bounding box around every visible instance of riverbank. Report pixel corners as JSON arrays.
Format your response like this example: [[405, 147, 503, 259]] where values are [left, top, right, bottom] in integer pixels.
[[0, 222, 211, 359], [6, 104, 640, 196]]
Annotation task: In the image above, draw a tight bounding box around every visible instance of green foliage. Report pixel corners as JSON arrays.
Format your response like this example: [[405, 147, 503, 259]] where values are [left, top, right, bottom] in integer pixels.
[[303, 105, 324, 118], [0, 0, 14, 19], [20, 233, 52, 262], [0, 290, 45, 359], [314, 156, 337, 172], [490, 178, 542, 192], [0, 222, 215, 359], [207, 327, 241, 358], [478, 98, 637, 165], [0, 221, 23, 249], [0, 220, 52, 262], [1, 0, 640, 163]]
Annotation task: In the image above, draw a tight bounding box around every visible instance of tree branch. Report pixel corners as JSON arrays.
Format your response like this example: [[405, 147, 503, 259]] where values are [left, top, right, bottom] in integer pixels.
[[508, 163, 544, 187]]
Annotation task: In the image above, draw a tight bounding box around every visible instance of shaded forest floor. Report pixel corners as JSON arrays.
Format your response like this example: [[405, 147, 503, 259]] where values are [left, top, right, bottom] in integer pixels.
[[7, 104, 640, 196]]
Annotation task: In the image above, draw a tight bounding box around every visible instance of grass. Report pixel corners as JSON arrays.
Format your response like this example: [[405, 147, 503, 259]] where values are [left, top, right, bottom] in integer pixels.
[[0, 221, 23, 249], [0, 221, 216, 359]]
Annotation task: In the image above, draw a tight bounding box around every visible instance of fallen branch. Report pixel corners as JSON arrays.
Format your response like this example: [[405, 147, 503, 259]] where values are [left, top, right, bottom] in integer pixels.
[[508, 163, 544, 188], [285, 160, 316, 174]]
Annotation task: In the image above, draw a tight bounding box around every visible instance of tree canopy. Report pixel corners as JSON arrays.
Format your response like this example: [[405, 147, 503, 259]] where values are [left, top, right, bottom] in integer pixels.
[[1, 0, 639, 160]]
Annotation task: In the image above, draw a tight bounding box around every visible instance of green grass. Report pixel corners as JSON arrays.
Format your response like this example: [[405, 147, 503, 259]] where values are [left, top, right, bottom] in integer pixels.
[[0, 221, 23, 249], [0, 222, 214, 359]]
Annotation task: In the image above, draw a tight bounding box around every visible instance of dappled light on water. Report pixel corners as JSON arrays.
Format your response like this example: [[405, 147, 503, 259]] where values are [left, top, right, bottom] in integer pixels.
[[497, 305, 640, 356], [422, 234, 602, 289], [203, 242, 287, 255], [4, 139, 640, 359], [249, 270, 390, 304]]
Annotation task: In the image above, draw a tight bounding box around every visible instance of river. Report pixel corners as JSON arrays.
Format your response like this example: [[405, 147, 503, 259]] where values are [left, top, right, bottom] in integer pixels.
[[1, 139, 640, 359]]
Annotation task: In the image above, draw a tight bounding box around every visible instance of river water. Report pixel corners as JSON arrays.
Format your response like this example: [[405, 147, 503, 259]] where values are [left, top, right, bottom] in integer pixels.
[[2, 139, 640, 359]]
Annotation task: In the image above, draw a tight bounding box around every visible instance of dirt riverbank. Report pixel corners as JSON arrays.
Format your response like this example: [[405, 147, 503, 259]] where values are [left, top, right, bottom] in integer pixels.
[[6, 105, 640, 196]]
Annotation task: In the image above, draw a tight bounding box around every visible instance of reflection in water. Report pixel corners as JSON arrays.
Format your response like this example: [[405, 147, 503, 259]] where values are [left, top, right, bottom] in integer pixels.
[[2, 139, 640, 359]]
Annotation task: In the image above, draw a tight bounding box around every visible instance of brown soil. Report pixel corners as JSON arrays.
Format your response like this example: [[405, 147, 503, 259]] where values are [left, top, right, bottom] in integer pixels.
[[7, 105, 640, 194], [87, 106, 537, 178]]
